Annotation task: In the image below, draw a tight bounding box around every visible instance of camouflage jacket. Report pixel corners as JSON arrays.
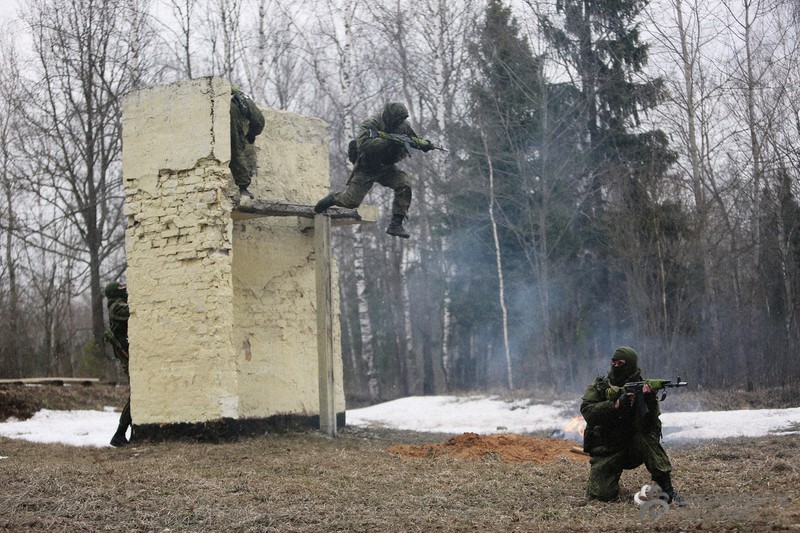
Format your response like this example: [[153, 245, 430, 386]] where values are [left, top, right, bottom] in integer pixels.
[[355, 105, 419, 169], [107, 298, 129, 352], [232, 91, 265, 143], [580, 371, 662, 453]]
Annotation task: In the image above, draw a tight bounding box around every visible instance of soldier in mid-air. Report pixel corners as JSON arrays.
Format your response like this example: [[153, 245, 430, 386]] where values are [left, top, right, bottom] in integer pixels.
[[314, 102, 437, 238]]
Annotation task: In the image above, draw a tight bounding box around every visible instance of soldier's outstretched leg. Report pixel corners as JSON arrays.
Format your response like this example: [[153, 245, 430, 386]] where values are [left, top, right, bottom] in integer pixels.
[[315, 173, 374, 213], [386, 214, 409, 239]]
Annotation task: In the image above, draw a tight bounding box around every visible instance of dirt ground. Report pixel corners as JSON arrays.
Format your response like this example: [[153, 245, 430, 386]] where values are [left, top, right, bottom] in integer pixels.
[[389, 432, 589, 464], [1, 384, 799, 532]]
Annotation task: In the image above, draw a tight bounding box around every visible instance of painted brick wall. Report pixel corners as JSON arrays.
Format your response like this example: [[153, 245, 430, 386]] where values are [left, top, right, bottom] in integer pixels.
[[121, 77, 343, 426]]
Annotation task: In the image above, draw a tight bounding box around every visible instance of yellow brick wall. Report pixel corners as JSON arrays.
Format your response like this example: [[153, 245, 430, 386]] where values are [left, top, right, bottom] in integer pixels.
[[121, 77, 343, 426]]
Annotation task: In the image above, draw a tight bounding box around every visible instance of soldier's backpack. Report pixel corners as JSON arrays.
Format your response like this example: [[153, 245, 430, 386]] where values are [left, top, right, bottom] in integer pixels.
[[347, 139, 358, 164]]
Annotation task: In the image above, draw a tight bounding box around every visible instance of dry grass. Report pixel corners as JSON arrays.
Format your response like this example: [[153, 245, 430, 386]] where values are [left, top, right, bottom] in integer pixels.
[[0, 383, 129, 421], [1, 385, 799, 532]]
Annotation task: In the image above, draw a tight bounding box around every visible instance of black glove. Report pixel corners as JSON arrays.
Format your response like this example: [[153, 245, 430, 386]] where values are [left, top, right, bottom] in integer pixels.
[[414, 138, 435, 152], [246, 131, 257, 144]]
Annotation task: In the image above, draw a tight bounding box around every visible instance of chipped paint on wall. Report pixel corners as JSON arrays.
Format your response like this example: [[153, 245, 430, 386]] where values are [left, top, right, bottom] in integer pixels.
[[121, 77, 344, 426]]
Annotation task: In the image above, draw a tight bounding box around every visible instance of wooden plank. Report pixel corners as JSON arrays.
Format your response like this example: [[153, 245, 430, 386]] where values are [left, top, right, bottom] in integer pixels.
[[233, 200, 378, 227], [234, 200, 356, 220], [315, 213, 337, 437], [0, 377, 100, 386]]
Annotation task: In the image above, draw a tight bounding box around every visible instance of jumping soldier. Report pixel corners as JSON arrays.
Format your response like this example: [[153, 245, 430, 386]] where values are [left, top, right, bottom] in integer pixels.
[[314, 102, 435, 238], [580, 346, 683, 504]]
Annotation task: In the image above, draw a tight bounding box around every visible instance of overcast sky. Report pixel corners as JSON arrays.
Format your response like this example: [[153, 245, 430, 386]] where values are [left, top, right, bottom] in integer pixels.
[[0, 2, 19, 22]]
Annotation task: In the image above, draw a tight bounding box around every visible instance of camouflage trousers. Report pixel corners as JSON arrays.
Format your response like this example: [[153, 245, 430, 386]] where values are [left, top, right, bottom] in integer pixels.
[[116, 396, 131, 435], [111, 344, 131, 439], [333, 164, 412, 217], [586, 432, 672, 501], [230, 104, 257, 189]]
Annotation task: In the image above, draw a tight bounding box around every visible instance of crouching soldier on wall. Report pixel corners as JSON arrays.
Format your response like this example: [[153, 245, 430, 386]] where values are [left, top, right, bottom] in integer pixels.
[[581, 346, 682, 504], [230, 85, 265, 199]]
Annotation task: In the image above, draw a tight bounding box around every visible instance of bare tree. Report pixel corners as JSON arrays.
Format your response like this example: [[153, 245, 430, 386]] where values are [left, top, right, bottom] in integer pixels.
[[22, 215, 83, 377], [0, 30, 25, 376], [203, 0, 244, 79], [162, 0, 199, 79], [19, 0, 154, 373], [241, 0, 308, 110]]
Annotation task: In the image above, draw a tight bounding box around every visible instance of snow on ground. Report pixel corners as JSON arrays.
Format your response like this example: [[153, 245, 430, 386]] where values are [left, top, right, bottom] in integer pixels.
[[0, 408, 131, 448], [344, 395, 577, 435], [661, 408, 800, 441], [1, 395, 799, 449]]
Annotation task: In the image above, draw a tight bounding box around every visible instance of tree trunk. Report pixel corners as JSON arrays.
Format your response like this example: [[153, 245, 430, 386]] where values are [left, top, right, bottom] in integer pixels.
[[480, 126, 513, 392]]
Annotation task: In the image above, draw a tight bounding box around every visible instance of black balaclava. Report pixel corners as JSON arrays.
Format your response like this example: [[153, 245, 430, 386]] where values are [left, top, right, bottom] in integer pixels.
[[609, 346, 639, 386]]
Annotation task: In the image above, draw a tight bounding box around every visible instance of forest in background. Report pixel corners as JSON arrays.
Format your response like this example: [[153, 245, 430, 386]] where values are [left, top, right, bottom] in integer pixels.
[[0, 0, 798, 404]]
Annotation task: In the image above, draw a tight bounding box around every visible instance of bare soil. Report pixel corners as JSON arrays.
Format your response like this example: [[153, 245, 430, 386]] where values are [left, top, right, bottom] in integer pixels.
[[1, 384, 799, 532], [389, 432, 589, 464]]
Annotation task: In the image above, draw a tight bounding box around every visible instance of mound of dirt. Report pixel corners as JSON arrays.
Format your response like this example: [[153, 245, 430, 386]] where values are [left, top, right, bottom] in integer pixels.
[[388, 432, 589, 464]]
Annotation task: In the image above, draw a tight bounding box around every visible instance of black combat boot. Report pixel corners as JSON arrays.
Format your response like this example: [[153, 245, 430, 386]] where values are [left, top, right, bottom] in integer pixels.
[[110, 431, 129, 447], [239, 186, 254, 199], [653, 473, 684, 506], [386, 214, 409, 238], [314, 193, 336, 213]]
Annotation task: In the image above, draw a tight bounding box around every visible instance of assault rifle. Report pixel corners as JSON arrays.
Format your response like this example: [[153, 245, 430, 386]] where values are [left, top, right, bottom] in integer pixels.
[[368, 129, 448, 156], [103, 329, 129, 360], [607, 378, 688, 416]]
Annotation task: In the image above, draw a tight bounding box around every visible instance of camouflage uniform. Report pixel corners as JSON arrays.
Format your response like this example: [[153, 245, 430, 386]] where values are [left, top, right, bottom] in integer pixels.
[[105, 282, 131, 447], [581, 346, 675, 501], [332, 102, 417, 215], [230, 87, 265, 194], [315, 102, 425, 237]]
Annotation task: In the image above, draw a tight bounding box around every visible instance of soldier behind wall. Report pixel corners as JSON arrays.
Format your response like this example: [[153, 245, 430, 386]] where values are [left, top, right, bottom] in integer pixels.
[[104, 282, 132, 447]]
